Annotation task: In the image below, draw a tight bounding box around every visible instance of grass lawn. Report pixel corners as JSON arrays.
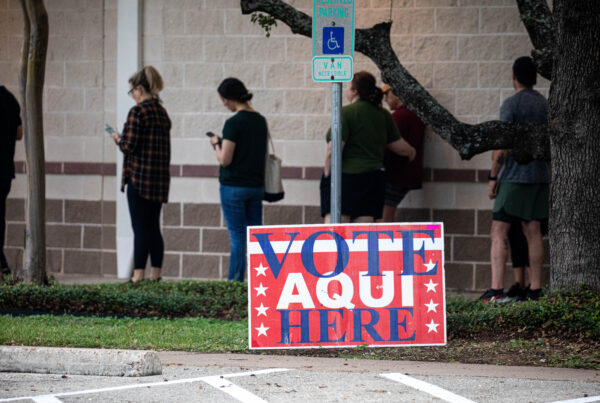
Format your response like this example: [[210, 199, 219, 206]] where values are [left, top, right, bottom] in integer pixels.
[[0, 315, 248, 352], [2, 313, 599, 369]]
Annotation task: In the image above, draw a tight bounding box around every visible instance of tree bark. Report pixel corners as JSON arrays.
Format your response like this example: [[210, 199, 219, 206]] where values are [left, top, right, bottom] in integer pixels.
[[548, 0, 600, 291], [20, 0, 48, 285]]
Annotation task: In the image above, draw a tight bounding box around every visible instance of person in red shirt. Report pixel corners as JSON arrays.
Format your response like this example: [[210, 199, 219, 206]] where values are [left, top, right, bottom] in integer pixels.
[[379, 84, 426, 222]]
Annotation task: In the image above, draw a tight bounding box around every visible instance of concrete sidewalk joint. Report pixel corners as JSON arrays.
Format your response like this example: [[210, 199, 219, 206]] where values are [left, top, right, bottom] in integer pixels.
[[0, 346, 162, 377]]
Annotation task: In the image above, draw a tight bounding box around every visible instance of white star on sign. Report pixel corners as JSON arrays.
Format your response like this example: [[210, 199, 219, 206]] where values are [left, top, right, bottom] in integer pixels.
[[425, 319, 440, 333], [256, 323, 269, 336], [255, 303, 269, 317], [424, 279, 438, 293], [253, 262, 268, 277], [424, 259, 437, 272], [425, 299, 439, 313], [254, 282, 268, 297]]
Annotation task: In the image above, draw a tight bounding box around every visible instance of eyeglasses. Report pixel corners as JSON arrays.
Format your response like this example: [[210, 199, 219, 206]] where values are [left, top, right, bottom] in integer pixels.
[[127, 88, 134, 97]]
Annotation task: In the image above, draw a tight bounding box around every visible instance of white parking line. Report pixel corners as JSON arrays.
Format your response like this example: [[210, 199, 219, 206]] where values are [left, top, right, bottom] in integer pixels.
[[547, 397, 600, 403], [0, 368, 290, 403], [31, 397, 63, 403], [381, 372, 477, 403]]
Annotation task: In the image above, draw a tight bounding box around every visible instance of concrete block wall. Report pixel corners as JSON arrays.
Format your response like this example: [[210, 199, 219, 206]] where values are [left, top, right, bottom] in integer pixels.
[[4, 198, 549, 289], [1, 0, 551, 288]]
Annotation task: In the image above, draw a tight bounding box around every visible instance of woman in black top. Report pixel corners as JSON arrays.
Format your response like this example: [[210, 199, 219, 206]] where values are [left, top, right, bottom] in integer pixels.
[[209, 78, 267, 281]]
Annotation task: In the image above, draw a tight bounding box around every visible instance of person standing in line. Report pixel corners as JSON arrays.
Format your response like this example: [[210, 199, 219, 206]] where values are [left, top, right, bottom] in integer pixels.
[[378, 84, 425, 223], [208, 78, 267, 282], [0, 85, 24, 276], [480, 56, 550, 302], [110, 66, 171, 283], [320, 71, 416, 223]]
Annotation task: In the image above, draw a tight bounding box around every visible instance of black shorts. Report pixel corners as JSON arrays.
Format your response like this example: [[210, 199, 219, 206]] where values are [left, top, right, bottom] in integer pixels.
[[320, 170, 385, 220]]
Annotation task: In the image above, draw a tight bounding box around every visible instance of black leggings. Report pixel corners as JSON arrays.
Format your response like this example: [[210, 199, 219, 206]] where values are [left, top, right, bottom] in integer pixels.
[[127, 184, 164, 269], [0, 177, 11, 268], [508, 224, 529, 268]]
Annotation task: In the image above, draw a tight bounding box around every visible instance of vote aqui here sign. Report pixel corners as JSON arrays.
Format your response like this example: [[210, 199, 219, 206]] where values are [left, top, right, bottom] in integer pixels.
[[248, 223, 446, 349], [312, 0, 355, 82]]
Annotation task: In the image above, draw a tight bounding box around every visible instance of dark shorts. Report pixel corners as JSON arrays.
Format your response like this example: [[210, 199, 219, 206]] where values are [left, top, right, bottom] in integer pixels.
[[383, 183, 411, 207], [320, 170, 385, 220], [493, 182, 549, 222]]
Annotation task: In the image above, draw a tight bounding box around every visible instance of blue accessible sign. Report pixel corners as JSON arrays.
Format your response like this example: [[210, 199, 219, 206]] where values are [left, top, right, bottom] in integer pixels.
[[323, 27, 344, 54]]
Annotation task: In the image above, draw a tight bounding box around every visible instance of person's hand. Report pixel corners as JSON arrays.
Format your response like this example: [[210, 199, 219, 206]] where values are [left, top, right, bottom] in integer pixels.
[[488, 179, 498, 199], [109, 131, 120, 144], [408, 145, 416, 162]]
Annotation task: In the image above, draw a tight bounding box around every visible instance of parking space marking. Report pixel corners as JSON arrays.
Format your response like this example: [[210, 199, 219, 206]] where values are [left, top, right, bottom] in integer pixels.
[[381, 372, 477, 403], [548, 397, 600, 403], [31, 397, 63, 403], [0, 368, 291, 403]]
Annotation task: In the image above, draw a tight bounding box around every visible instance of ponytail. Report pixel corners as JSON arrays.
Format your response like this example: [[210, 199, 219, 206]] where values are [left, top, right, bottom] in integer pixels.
[[351, 71, 383, 106], [129, 65, 164, 102]]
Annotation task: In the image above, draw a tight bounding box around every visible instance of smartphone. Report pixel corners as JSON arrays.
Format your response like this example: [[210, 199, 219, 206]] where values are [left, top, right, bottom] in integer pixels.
[[205, 131, 215, 138]]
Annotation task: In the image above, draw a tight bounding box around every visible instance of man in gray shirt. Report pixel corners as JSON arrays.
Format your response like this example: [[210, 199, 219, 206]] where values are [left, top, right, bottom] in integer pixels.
[[480, 57, 550, 302]]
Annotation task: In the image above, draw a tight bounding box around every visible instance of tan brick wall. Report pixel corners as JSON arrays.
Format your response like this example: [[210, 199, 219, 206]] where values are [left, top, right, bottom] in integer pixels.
[[4, 198, 549, 290]]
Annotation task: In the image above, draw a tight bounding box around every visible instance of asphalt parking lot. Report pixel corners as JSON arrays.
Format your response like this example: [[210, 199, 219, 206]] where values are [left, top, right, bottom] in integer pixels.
[[1, 352, 599, 402]]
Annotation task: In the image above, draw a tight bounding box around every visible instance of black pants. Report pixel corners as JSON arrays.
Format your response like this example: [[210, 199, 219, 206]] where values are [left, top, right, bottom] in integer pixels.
[[0, 177, 11, 268], [127, 184, 164, 269], [508, 223, 529, 268]]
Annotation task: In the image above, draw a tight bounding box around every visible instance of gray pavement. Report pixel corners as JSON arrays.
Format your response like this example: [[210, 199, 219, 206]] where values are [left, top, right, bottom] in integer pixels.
[[1, 350, 599, 402]]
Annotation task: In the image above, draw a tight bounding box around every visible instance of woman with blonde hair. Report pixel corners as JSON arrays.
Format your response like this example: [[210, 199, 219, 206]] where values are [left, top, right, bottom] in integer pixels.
[[110, 66, 171, 282]]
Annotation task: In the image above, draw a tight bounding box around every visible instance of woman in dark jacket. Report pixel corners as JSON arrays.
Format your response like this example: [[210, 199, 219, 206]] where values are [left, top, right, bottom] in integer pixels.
[[208, 78, 267, 281], [110, 66, 171, 282]]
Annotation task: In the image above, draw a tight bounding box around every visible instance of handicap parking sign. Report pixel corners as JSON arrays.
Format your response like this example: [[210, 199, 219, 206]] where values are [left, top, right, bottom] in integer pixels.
[[323, 27, 344, 55]]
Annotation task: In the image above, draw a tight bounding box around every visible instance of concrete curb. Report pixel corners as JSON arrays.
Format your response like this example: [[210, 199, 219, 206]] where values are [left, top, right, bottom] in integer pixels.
[[0, 346, 162, 377]]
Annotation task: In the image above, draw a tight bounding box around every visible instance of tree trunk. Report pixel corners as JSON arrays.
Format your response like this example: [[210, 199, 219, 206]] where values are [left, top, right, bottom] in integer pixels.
[[548, 0, 600, 291], [20, 0, 48, 285]]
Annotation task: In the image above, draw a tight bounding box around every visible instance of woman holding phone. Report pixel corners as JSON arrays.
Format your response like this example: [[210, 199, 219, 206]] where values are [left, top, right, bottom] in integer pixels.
[[109, 66, 171, 282], [208, 78, 267, 282]]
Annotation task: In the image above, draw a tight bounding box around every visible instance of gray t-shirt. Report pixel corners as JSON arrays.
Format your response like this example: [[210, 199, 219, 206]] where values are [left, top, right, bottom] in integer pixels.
[[499, 89, 550, 184]]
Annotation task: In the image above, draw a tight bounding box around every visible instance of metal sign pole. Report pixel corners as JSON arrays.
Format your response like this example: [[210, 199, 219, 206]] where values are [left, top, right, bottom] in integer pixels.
[[331, 82, 342, 224]]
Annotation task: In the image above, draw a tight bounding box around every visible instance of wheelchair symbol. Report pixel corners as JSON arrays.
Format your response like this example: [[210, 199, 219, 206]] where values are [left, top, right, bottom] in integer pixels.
[[323, 27, 344, 54], [327, 31, 340, 51]]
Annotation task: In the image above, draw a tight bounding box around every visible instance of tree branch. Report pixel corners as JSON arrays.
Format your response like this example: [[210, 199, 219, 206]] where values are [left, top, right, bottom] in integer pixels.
[[240, 0, 550, 161], [516, 0, 554, 80]]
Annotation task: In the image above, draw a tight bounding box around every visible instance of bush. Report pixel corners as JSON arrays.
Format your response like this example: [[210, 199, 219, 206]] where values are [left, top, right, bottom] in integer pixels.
[[0, 281, 247, 321], [446, 287, 600, 340]]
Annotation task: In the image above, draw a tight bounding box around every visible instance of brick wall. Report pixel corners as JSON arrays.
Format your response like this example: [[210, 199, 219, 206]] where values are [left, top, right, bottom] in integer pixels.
[[4, 198, 549, 290]]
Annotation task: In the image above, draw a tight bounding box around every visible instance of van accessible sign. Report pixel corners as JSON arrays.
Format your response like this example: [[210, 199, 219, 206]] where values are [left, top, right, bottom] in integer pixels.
[[248, 223, 446, 349], [312, 0, 355, 82]]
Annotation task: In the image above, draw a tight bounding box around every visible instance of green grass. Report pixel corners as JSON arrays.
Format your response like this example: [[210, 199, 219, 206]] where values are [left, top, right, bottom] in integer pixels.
[[0, 314, 248, 352]]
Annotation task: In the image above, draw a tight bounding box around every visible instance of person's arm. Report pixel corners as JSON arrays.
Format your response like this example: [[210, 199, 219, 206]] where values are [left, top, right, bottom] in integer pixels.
[[386, 138, 416, 161], [16, 125, 23, 140], [488, 149, 507, 199], [323, 140, 345, 177], [211, 137, 235, 167], [112, 108, 140, 152]]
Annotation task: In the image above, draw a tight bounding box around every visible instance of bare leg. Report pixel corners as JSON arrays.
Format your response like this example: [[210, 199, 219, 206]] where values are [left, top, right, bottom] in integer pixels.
[[513, 267, 525, 286], [377, 205, 397, 223], [490, 220, 511, 290], [324, 213, 351, 223], [522, 220, 544, 290], [131, 269, 145, 282], [149, 267, 162, 280], [352, 216, 375, 223]]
